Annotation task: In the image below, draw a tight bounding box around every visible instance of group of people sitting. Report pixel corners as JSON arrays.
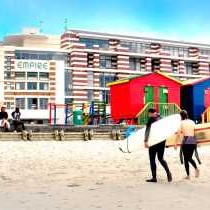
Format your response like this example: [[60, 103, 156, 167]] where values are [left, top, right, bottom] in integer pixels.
[[0, 107, 25, 132]]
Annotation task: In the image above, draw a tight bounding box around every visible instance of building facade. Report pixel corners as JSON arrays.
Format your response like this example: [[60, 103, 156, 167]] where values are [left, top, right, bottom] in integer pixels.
[[0, 46, 68, 122], [61, 29, 210, 106]]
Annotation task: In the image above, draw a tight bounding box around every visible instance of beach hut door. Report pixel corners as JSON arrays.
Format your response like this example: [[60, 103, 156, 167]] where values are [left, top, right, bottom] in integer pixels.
[[158, 87, 168, 115], [144, 86, 154, 105]]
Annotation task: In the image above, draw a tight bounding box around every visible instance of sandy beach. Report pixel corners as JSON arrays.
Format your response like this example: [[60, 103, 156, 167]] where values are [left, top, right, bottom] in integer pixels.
[[0, 140, 210, 210]]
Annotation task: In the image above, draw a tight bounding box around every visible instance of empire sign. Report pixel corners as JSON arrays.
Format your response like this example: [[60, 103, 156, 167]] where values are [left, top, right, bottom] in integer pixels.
[[15, 60, 49, 71]]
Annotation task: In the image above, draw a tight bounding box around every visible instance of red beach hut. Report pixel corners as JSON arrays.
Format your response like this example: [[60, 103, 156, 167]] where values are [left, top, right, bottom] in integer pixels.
[[108, 71, 182, 124]]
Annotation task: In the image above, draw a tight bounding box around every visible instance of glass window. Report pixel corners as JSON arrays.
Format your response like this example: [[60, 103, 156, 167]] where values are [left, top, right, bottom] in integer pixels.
[[27, 82, 37, 90], [5, 66, 11, 71], [99, 73, 115, 87], [39, 98, 48, 109], [121, 41, 149, 53], [15, 82, 25, 90], [87, 71, 94, 87], [171, 60, 179, 73], [65, 70, 72, 96], [5, 72, 11, 79], [129, 57, 140, 70], [16, 98, 25, 109], [5, 56, 12, 61], [15, 50, 68, 61], [5, 82, 12, 90], [39, 72, 49, 80], [39, 82, 49, 90], [15, 72, 25, 79], [27, 98, 38, 109], [87, 90, 94, 101], [99, 55, 117, 69], [27, 72, 38, 80], [5, 61, 11, 66], [99, 90, 110, 104], [80, 38, 108, 49], [5, 102, 13, 109], [185, 62, 193, 74]]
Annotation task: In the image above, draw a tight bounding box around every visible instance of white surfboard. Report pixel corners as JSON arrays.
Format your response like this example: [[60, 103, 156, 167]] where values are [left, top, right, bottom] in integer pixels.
[[119, 114, 181, 153]]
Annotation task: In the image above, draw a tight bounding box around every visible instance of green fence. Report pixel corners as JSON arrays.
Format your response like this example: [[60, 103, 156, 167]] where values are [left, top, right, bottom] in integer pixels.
[[137, 102, 181, 125]]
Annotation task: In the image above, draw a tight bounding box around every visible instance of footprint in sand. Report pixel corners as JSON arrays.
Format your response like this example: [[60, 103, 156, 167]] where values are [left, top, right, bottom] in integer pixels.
[[95, 181, 104, 185], [67, 183, 81, 188]]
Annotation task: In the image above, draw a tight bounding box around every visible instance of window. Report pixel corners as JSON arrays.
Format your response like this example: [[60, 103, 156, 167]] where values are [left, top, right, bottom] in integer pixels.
[[27, 82, 37, 90], [65, 70, 72, 96], [5, 56, 12, 62], [184, 62, 198, 75], [15, 82, 25, 90], [39, 98, 48, 109], [151, 59, 160, 72], [87, 53, 94, 67], [15, 98, 25, 109], [27, 72, 38, 80], [121, 41, 149, 53], [15, 72, 25, 79], [99, 73, 115, 87], [5, 82, 12, 90], [5, 66, 11, 71], [129, 57, 140, 70], [162, 46, 188, 57], [39, 82, 49, 90], [5, 102, 13, 109], [185, 62, 195, 75], [27, 98, 38, 109], [99, 55, 117, 69], [87, 90, 94, 101], [15, 50, 68, 61], [80, 38, 109, 49], [39, 72, 49, 80], [99, 90, 110, 104], [87, 71, 94, 87], [5, 72, 11, 79], [171, 60, 179, 73]]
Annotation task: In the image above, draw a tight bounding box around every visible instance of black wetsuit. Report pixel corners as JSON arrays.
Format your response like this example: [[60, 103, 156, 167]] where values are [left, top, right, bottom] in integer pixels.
[[145, 116, 172, 181]]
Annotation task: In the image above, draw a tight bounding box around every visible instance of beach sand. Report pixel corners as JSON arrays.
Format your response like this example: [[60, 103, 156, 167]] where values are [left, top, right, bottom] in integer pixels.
[[0, 140, 210, 210]]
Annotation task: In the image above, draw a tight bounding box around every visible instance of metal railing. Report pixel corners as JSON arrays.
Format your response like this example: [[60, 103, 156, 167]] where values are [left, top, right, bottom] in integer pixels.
[[136, 102, 181, 125], [201, 107, 210, 123]]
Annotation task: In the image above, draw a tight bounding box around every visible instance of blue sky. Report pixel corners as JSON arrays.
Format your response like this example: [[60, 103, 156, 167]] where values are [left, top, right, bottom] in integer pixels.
[[1, 0, 210, 42]]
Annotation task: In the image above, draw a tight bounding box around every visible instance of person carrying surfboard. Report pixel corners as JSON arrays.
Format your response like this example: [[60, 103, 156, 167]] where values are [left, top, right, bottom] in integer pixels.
[[175, 110, 200, 180], [144, 108, 172, 183]]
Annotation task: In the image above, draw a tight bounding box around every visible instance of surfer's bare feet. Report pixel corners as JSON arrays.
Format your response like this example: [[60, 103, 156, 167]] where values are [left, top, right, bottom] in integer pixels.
[[195, 169, 200, 178], [146, 178, 157, 183], [184, 176, 190, 180]]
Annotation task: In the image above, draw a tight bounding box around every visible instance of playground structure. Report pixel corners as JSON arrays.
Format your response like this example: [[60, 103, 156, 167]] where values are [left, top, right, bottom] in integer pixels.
[[49, 101, 108, 126]]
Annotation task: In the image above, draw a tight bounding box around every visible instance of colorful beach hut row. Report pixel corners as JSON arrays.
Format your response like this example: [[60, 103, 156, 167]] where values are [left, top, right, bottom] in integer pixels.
[[108, 71, 210, 124]]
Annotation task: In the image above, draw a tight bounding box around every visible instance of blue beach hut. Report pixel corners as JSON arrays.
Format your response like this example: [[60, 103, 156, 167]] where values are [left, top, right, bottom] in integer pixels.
[[181, 77, 210, 122]]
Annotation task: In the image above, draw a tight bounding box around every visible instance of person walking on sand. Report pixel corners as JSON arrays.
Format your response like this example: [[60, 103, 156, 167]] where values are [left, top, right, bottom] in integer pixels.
[[144, 108, 172, 183], [175, 110, 200, 180]]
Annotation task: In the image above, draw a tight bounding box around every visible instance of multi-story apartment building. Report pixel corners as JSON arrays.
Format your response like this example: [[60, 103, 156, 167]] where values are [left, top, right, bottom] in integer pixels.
[[61, 29, 210, 105]]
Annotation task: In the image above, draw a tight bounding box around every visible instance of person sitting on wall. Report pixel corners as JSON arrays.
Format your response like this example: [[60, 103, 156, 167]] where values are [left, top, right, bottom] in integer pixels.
[[0, 106, 10, 132], [11, 107, 25, 132]]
